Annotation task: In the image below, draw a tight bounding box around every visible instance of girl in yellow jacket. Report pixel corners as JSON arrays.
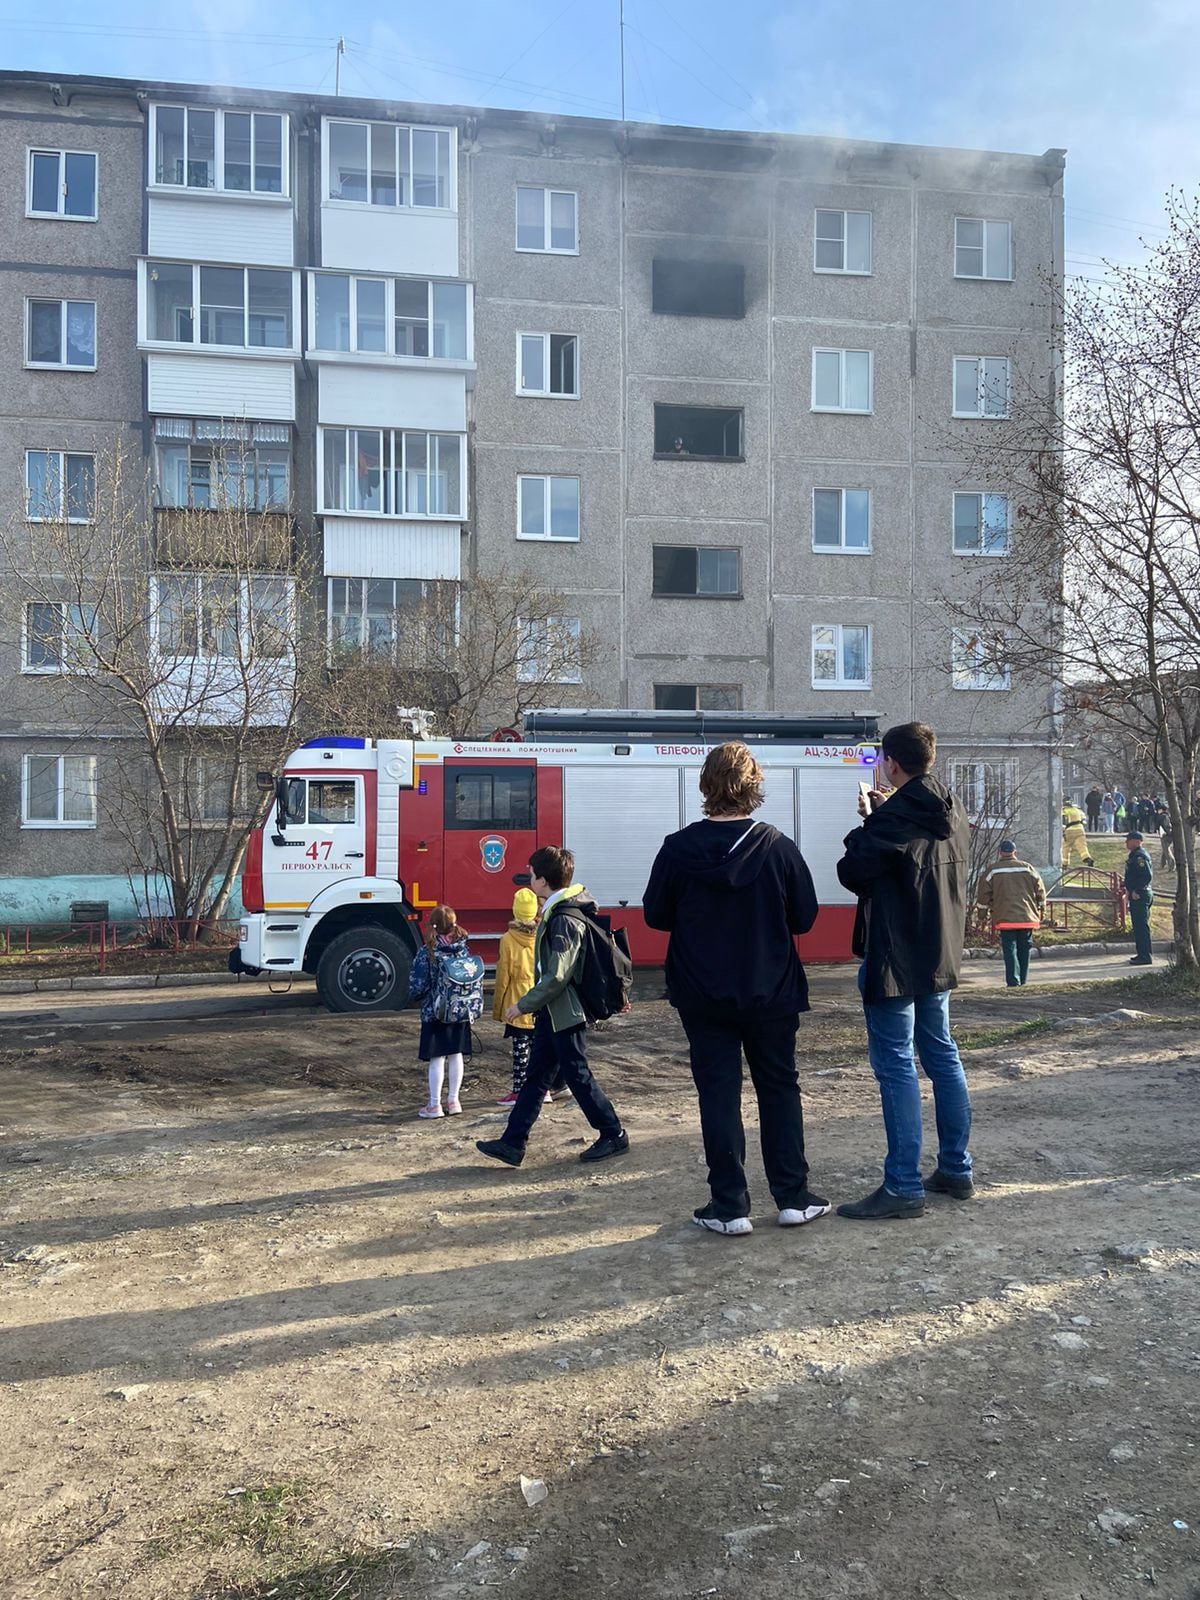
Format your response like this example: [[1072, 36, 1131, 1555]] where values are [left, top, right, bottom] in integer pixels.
[[493, 888, 539, 1105]]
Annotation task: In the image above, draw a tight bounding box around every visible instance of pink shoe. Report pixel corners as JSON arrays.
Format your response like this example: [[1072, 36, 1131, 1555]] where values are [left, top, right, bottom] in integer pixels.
[[496, 1091, 518, 1105], [418, 1104, 444, 1119], [446, 1100, 463, 1116]]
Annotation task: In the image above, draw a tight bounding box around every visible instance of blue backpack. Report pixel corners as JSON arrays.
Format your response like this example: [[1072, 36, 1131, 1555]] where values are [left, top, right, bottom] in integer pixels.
[[431, 949, 485, 1023]]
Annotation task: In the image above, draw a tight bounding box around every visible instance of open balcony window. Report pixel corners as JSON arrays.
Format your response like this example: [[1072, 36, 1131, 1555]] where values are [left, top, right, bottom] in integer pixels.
[[652, 545, 741, 597], [653, 404, 743, 461], [652, 258, 745, 318], [151, 105, 287, 196], [155, 434, 290, 512], [311, 274, 468, 360], [654, 683, 742, 711], [145, 262, 294, 351], [320, 428, 465, 519], [518, 332, 578, 396], [327, 119, 453, 209]]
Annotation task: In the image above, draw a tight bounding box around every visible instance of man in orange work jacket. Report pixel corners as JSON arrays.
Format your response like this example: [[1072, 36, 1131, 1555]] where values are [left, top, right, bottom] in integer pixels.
[[976, 839, 1048, 988]]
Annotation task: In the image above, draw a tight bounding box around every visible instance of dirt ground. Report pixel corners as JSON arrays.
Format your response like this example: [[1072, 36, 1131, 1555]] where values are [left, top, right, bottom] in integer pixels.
[[0, 976, 1197, 1600]]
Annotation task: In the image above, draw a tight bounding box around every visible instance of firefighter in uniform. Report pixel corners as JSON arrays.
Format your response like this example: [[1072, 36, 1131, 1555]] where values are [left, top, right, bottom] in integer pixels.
[[1124, 830, 1154, 965], [1061, 800, 1094, 868]]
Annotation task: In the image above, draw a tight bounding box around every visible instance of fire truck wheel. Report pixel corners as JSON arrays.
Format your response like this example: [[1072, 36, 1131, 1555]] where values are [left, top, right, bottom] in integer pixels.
[[316, 926, 413, 1013]]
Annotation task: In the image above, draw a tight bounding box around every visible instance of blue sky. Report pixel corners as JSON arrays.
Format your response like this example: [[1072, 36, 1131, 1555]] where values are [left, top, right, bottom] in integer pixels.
[[6, 0, 1196, 268]]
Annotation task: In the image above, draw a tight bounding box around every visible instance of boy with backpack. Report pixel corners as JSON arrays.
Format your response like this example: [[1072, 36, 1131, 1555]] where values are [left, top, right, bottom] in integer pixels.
[[407, 904, 484, 1118], [476, 846, 630, 1169]]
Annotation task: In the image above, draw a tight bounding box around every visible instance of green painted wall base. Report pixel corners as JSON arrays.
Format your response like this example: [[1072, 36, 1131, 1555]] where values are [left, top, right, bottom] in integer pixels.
[[0, 875, 244, 926]]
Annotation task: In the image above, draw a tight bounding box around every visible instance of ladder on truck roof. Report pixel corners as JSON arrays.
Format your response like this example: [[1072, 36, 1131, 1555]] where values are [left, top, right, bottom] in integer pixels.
[[522, 708, 881, 744]]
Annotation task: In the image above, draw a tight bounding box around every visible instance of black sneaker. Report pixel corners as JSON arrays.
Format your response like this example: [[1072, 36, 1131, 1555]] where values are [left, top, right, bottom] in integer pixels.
[[692, 1201, 753, 1236], [476, 1138, 524, 1167], [579, 1130, 629, 1163], [924, 1168, 975, 1200], [1128, 957, 1153, 966], [836, 1184, 925, 1221]]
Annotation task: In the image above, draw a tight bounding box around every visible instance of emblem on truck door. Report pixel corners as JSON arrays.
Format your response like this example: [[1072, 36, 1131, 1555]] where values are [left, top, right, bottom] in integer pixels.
[[480, 834, 508, 873]]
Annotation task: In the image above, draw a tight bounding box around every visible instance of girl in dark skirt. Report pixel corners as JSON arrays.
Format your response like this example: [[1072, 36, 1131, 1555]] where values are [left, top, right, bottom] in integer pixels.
[[407, 905, 478, 1118]]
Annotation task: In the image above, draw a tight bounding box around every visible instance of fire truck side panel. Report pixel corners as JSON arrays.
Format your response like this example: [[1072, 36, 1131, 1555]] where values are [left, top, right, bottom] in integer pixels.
[[442, 757, 538, 932], [399, 759, 444, 915]]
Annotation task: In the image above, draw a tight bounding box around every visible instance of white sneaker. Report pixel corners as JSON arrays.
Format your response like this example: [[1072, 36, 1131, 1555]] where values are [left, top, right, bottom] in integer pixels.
[[778, 1193, 832, 1227], [692, 1205, 753, 1236]]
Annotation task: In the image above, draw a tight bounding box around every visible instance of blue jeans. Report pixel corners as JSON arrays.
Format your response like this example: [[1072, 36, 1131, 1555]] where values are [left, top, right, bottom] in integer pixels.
[[860, 974, 973, 1198]]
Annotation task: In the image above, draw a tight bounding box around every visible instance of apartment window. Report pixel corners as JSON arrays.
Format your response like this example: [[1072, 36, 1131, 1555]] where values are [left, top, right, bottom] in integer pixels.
[[320, 428, 464, 518], [155, 424, 290, 512], [154, 573, 292, 660], [653, 404, 743, 461], [812, 348, 873, 412], [145, 262, 295, 351], [21, 754, 96, 828], [517, 475, 580, 541], [516, 186, 577, 253], [25, 450, 95, 522], [652, 259, 745, 318], [654, 684, 742, 711], [954, 217, 1012, 280], [27, 149, 97, 220], [23, 602, 96, 673], [518, 333, 579, 396], [186, 759, 253, 825], [312, 274, 468, 360], [327, 120, 452, 209], [812, 624, 871, 689], [327, 576, 434, 655], [813, 487, 871, 552], [952, 628, 1011, 690], [652, 545, 740, 598], [947, 757, 1019, 824], [151, 106, 286, 195], [814, 210, 872, 274], [25, 299, 96, 370], [517, 616, 582, 682], [953, 492, 1010, 556], [953, 356, 1010, 418]]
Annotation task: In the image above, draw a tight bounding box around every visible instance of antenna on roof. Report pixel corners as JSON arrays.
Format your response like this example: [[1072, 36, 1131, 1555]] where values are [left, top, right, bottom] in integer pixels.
[[619, 0, 626, 122], [335, 37, 346, 97]]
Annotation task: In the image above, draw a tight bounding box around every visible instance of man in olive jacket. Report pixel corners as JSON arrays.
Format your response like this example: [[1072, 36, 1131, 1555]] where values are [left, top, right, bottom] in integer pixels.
[[834, 722, 974, 1220], [476, 845, 628, 1169]]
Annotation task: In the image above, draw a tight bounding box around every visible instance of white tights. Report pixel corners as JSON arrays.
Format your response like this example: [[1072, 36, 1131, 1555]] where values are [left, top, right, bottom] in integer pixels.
[[428, 1053, 464, 1107]]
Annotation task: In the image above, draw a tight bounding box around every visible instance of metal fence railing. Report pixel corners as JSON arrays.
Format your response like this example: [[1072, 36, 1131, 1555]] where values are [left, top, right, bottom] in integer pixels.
[[0, 919, 241, 975]]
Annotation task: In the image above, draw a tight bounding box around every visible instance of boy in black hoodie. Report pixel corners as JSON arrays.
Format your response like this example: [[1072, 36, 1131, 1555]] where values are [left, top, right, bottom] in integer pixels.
[[835, 721, 974, 1220], [643, 742, 830, 1236]]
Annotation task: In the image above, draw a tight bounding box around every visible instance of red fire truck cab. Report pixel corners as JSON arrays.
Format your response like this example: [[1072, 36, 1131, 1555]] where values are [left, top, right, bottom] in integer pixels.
[[235, 709, 880, 1012]]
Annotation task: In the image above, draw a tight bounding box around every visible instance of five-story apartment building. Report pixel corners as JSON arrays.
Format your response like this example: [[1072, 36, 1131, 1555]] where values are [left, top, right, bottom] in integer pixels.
[[0, 70, 1065, 918]]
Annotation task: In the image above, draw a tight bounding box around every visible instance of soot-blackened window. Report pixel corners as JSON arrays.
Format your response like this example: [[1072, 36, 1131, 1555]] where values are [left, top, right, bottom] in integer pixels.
[[652, 259, 745, 319], [654, 403, 743, 460], [445, 765, 537, 831]]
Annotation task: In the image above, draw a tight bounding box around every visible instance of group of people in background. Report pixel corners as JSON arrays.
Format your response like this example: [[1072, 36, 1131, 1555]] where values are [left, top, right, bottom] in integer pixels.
[[1084, 785, 1170, 837]]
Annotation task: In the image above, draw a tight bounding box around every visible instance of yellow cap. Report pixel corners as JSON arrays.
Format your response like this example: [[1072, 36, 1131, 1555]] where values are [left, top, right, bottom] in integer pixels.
[[513, 887, 539, 921]]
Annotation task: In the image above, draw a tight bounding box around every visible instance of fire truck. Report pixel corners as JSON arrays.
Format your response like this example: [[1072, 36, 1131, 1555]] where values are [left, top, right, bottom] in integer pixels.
[[233, 709, 880, 1012]]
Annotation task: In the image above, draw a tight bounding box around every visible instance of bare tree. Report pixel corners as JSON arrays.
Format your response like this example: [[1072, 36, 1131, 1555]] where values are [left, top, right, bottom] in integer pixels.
[[317, 566, 601, 739], [934, 191, 1200, 967], [1, 439, 317, 933]]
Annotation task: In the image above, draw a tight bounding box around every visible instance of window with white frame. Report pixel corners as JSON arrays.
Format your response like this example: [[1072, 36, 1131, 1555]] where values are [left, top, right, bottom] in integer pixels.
[[814, 209, 872, 274], [517, 616, 582, 683], [813, 487, 871, 552], [518, 332, 578, 396], [311, 274, 469, 360], [21, 753, 96, 828], [25, 450, 95, 522], [812, 348, 873, 412], [954, 217, 1012, 280], [151, 105, 286, 195], [518, 475, 580, 541], [153, 573, 292, 661], [812, 624, 871, 688], [953, 356, 1010, 418], [947, 757, 1019, 824], [516, 186, 577, 252], [654, 683, 742, 711], [153, 418, 291, 511], [652, 545, 741, 597], [27, 149, 97, 220], [327, 576, 449, 656], [952, 627, 1011, 690], [326, 119, 453, 208], [25, 299, 96, 370], [144, 262, 295, 350], [320, 428, 464, 518], [953, 492, 1011, 556], [23, 601, 96, 674]]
